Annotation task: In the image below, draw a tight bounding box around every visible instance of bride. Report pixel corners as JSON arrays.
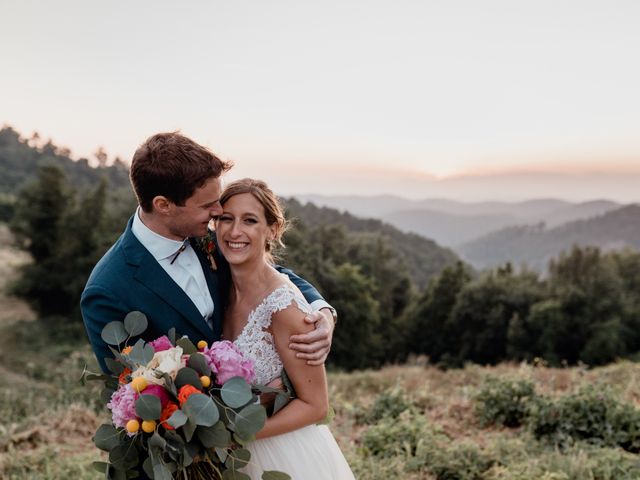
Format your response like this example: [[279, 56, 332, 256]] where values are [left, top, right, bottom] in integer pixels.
[[215, 178, 355, 479]]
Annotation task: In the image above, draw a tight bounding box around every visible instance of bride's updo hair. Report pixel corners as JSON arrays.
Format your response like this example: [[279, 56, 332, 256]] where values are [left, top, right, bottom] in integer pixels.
[[219, 178, 288, 262]]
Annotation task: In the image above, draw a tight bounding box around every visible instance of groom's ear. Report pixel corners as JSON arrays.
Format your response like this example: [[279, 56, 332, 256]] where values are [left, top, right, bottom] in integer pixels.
[[152, 196, 172, 214]]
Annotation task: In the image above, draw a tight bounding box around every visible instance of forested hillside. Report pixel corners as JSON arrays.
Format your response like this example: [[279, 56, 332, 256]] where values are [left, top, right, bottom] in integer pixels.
[[460, 204, 640, 270]]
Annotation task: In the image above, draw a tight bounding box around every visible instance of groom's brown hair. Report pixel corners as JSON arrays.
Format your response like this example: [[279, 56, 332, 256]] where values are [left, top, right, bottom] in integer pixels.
[[130, 132, 232, 212]]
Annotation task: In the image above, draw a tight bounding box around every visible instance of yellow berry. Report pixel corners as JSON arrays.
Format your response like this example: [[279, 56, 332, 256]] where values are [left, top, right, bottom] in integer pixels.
[[197, 340, 208, 350], [126, 419, 140, 433], [131, 377, 148, 393], [200, 376, 211, 388], [141, 420, 156, 433]]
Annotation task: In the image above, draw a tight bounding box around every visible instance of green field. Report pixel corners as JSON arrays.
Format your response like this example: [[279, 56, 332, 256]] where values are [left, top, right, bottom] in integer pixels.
[[3, 226, 640, 479]]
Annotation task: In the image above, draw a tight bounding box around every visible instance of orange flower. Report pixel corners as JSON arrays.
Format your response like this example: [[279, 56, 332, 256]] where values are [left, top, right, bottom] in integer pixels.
[[178, 385, 201, 406], [122, 346, 133, 355], [160, 402, 179, 430], [118, 368, 132, 385]]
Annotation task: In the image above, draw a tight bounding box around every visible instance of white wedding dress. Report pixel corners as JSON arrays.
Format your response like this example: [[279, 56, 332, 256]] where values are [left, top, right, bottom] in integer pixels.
[[234, 284, 355, 480]]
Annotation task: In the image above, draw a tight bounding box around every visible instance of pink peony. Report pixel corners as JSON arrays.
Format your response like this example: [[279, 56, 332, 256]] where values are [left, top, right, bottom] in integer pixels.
[[149, 335, 173, 352], [202, 340, 255, 385], [142, 384, 172, 408], [107, 384, 139, 432]]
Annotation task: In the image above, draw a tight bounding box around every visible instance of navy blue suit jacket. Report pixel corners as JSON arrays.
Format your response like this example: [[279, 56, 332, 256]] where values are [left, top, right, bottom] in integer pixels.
[[81, 216, 324, 373]]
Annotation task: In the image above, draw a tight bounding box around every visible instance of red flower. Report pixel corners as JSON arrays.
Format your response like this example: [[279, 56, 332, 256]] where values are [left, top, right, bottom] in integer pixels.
[[118, 368, 132, 385], [178, 385, 201, 406], [160, 402, 179, 430]]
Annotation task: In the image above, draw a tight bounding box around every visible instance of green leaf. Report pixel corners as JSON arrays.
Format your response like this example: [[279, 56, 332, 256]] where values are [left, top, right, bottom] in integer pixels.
[[235, 404, 267, 440], [93, 424, 121, 452], [187, 352, 211, 376], [109, 445, 139, 471], [149, 431, 166, 449], [124, 311, 148, 337], [105, 357, 125, 375], [161, 372, 178, 397], [135, 394, 162, 420], [174, 367, 201, 390], [128, 338, 154, 366], [102, 321, 128, 346], [167, 409, 188, 429], [177, 337, 197, 355], [221, 377, 253, 408], [215, 447, 228, 463], [262, 472, 292, 480], [101, 387, 117, 405], [223, 470, 251, 480], [196, 421, 232, 448], [92, 461, 109, 473], [142, 458, 153, 479], [224, 448, 251, 470], [183, 393, 219, 426], [182, 417, 197, 442], [273, 392, 291, 415], [168, 327, 177, 346], [85, 373, 109, 382]]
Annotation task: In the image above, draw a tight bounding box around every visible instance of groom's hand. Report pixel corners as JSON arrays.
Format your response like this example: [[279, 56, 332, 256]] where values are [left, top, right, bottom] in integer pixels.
[[289, 308, 335, 365]]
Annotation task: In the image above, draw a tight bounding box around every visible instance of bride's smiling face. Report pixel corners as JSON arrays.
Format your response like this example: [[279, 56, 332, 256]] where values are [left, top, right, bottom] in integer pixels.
[[216, 193, 275, 266]]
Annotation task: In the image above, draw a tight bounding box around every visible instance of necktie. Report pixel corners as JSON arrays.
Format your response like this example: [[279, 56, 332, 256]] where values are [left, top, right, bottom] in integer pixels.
[[170, 240, 188, 265]]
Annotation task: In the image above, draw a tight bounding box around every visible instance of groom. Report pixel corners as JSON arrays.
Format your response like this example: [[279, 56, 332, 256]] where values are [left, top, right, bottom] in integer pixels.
[[81, 132, 335, 373]]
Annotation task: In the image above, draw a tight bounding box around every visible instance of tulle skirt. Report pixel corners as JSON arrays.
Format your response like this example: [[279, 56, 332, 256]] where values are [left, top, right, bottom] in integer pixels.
[[242, 424, 355, 479]]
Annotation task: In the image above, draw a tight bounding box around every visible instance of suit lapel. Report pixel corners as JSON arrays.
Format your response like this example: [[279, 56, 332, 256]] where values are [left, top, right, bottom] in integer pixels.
[[191, 238, 226, 339], [121, 217, 213, 340]]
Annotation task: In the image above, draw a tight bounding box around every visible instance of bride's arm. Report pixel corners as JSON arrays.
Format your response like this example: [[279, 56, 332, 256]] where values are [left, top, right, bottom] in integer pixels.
[[255, 305, 329, 440]]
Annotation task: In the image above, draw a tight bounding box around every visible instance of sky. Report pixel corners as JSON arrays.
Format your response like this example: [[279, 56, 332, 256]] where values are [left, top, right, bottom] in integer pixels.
[[2, 0, 639, 201]]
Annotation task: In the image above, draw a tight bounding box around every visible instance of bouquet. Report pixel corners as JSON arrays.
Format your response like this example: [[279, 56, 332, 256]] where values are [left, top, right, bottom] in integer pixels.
[[83, 311, 291, 480]]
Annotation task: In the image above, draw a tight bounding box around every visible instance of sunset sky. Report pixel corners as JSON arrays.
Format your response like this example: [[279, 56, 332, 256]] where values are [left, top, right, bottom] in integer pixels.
[[2, 0, 639, 201]]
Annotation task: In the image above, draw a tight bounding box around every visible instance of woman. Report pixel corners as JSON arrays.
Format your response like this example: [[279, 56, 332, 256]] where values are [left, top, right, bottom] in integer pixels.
[[215, 178, 355, 479]]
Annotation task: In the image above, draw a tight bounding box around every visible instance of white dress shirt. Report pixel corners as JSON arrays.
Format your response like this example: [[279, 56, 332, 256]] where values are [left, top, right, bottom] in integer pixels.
[[132, 209, 214, 329]]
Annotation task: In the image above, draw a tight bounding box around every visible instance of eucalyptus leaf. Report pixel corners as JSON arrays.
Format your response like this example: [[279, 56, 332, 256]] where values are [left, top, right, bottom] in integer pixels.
[[224, 448, 251, 470], [101, 387, 117, 405], [167, 409, 188, 429], [168, 327, 176, 346], [105, 357, 125, 375], [85, 373, 109, 382], [262, 472, 292, 480], [149, 431, 166, 449], [161, 373, 178, 397], [187, 352, 211, 376], [128, 338, 155, 366], [102, 321, 128, 346], [222, 470, 251, 480], [221, 377, 253, 408], [109, 444, 139, 471], [124, 311, 148, 337], [153, 463, 173, 480], [94, 424, 121, 452], [273, 392, 291, 415], [177, 337, 197, 355], [142, 458, 153, 479], [92, 461, 109, 473], [135, 394, 162, 420], [183, 393, 219, 426], [235, 404, 267, 440], [196, 421, 232, 448], [182, 417, 197, 442], [174, 367, 201, 390], [215, 447, 228, 463]]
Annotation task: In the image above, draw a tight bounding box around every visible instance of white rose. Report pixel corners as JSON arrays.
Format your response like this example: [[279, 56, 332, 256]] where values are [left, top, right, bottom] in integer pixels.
[[131, 346, 185, 385]]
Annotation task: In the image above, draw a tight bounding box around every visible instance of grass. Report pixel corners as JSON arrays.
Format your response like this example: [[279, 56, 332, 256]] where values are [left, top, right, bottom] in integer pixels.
[[2, 228, 640, 479]]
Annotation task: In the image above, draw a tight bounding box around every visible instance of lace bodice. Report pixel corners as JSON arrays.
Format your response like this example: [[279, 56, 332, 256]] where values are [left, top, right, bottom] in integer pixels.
[[233, 284, 313, 385]]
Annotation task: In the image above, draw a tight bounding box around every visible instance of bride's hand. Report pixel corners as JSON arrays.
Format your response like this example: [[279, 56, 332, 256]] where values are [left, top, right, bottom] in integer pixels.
[[288, 309, 334, 365]]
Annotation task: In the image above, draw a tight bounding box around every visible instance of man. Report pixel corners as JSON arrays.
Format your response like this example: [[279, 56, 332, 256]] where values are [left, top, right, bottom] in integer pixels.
[[81, 132, 334, 373]]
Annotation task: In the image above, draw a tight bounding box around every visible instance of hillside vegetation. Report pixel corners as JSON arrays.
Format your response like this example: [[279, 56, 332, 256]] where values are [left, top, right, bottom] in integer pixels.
[[460, 204, 640, 270]]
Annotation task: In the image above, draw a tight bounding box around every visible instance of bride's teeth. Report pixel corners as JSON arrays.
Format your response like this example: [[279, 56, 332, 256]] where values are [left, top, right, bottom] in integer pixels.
[[229, 242, 247, 248]]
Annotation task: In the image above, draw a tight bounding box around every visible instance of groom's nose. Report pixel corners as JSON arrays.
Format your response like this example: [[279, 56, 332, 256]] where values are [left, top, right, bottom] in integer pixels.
[[210, 201, 223, 217]]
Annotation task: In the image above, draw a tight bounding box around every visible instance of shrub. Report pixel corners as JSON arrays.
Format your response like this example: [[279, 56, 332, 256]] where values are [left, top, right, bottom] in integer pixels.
[[475, 377, 537, 427], [357, 387, 414, 425], [361, 410, 431, 458], [528, 385, 640, 452]]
